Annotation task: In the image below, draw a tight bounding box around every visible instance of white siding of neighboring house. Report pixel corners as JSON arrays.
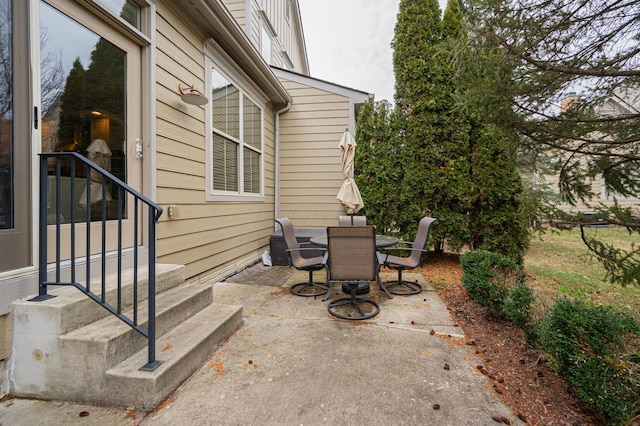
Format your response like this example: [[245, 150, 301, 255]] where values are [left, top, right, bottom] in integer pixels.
[[275, 70, 371, 228], [155, 2, 278, 281], [537, 92, 639, 214]]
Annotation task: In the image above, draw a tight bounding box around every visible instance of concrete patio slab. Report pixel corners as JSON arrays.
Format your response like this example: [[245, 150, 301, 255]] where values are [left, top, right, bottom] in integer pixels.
[[0, 264, 523, 425]]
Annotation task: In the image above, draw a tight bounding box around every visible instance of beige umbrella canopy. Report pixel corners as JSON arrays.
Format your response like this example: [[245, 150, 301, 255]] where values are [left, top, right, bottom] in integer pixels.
[[336, 130, 364, 214]]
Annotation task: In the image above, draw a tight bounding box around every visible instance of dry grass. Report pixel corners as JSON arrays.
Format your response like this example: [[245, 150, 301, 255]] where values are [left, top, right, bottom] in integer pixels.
[[525, 226, 640, 320]]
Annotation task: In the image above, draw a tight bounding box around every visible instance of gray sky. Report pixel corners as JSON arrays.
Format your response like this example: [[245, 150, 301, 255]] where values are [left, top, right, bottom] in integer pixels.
[[298, 0, 449, 102]]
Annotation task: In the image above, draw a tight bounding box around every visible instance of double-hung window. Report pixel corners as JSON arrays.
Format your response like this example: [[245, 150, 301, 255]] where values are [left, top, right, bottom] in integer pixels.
[[205, 57, 264, 201]]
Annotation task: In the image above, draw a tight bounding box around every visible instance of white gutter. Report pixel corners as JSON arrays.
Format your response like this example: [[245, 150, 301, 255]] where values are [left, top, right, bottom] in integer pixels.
[[274, 101, 292, 225]]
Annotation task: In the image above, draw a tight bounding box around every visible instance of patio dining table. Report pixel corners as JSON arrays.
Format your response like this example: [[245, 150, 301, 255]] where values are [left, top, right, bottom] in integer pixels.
[[310, 233, 398, 299], [309, 234, 398, 249]]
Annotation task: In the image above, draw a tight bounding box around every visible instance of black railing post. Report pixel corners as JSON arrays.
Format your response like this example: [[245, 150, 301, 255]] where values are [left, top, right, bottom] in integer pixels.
[[140, 205, 162, 371], [32, 155, 55, 301]]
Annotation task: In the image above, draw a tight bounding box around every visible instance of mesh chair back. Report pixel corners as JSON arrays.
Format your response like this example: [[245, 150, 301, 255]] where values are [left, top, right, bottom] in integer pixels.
[[275, 218, 304, 266], [338, 215, 367, 226], [326, 226, 377, 281], [407, 216, 438, 266]]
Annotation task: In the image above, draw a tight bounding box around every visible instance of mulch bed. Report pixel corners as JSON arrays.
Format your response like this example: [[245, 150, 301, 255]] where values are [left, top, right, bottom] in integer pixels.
[[413, 253, 601, 426]]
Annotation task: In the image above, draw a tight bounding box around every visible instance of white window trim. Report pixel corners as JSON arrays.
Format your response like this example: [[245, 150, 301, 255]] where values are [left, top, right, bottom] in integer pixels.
[[260, 24, 273, 64], [285, 0, 291, 24], [204, 52, 266, 203], [82, 0, 152, 45]]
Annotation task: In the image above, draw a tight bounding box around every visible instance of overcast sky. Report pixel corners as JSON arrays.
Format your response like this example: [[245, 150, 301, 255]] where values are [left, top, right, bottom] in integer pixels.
[[298, 0, 449, 102]]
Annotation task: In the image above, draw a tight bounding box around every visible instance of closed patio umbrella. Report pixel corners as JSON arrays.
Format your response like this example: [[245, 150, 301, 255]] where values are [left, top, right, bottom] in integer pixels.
[[79, 138, 113, 208], [336, 130, 364, 214]]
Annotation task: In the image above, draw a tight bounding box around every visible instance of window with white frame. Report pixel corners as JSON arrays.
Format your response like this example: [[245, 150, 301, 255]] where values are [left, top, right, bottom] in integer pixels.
[[261, 25, 273, 64], [600, 176, 638, 201], [207, 66, 264, 200]]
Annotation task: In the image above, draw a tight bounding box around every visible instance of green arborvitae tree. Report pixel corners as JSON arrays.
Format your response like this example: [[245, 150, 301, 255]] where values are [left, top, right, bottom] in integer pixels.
[[392, 0, 476, 246], [443, 0, 530, 263], [355, 101, 409, 234], [388, 0, 445, 240], [355, 0, 530, 263], [468, 118, 530, 264]]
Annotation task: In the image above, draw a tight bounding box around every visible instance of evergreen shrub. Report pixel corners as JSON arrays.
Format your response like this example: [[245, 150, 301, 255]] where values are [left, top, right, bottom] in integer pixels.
[[537, 299, 640, 424], [460, 250, 533, 329]]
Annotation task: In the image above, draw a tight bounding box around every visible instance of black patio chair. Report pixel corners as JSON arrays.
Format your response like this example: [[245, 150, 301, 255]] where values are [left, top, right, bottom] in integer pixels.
[[324, 225, 380, 320], [377, 216, 438, 295], [275, 218, 328, 297]]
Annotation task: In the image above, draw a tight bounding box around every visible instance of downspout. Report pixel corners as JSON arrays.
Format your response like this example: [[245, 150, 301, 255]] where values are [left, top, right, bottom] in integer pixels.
[[274, 101, 292, 226]]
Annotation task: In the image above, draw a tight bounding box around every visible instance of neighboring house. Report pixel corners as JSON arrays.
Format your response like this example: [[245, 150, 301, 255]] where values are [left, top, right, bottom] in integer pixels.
[[533, 90, 639, 214], [0, 0, 372, 403]]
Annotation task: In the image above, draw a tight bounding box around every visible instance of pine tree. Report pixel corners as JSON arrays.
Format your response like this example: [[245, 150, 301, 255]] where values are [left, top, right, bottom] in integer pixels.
[[458, 0, 639, 283]]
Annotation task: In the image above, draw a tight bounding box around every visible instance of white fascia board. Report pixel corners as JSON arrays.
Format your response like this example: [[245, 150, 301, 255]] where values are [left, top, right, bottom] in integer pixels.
[[271, 67, 371, 103]]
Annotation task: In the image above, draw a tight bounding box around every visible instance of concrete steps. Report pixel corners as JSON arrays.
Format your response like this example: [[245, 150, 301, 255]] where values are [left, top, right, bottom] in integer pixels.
[[105, 303, 242, 409], [10, 264, 243, 410]]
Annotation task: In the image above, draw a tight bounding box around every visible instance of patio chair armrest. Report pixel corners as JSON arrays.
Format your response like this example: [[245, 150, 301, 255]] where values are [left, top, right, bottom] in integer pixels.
[[378, 247, 426, 262], [379, 246, 425, 254], [285, 247, 327, 253], [378, 240, 413, 251]]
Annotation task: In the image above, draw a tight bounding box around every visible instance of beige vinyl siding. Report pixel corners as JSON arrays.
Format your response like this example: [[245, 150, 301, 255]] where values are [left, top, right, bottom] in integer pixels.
[[249, 5, 261, 48], [533, 172, 638, 213], [242, 0, 306, 73], [155, 1, 276, 281], [278, 79, 352, 228], [221, 0, 246, 28]]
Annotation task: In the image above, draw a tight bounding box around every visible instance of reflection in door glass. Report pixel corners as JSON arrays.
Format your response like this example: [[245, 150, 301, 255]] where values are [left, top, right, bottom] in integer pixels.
[[96, 0, 141, 29], [40, 2, 127, 223], [0, 0, 12, 229]]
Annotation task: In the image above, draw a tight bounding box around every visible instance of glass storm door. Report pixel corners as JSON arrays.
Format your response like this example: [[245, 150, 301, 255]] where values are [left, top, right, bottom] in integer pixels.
[[40, 0, 142, 261], [0, 0, 31, 273]]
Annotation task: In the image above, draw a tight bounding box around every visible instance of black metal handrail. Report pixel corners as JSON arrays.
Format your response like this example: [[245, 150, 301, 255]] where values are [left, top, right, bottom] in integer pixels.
[[36, 152, 163, 371]]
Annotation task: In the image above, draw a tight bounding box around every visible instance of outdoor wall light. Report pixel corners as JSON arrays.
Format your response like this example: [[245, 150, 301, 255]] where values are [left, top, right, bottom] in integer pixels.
[[178, 83, 208, 106]]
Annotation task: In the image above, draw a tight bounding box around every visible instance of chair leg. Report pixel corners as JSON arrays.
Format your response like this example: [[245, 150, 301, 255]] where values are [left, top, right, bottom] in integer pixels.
[[376, 268, 394, 299], [290, 270, 329, 297], [322, 281, 335, 301], [383, 268, 422, 295]]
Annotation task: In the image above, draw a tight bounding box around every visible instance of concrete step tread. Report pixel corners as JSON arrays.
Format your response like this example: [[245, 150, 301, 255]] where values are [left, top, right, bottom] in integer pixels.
[[107, 302, 242, 379], [61, 281, 213, 343], [50, 263, 185, 300], [104, 303, 243, 409], [15, 264, 186, 334]]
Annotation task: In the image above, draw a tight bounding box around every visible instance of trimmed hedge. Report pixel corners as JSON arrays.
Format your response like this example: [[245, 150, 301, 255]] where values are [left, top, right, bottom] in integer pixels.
[[460, 249, 640, 423], [460, 250, 533, 330], [537, 299, 639, 424]]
